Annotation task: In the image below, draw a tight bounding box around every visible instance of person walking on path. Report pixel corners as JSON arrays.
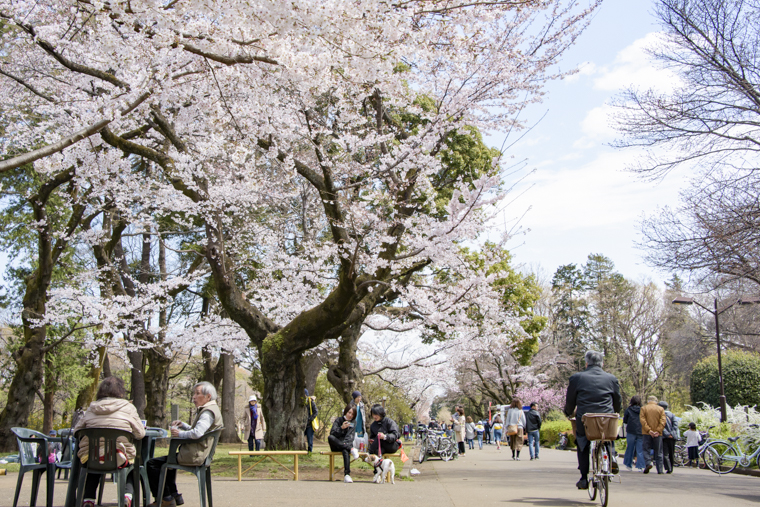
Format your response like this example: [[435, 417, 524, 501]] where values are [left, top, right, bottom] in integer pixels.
[[492, 415, 503, 450], [525, 402, 542, 460], [659, 400, 679, 474], [640, 395, 666, 474], [564, 350, 622, 490], [73, 376, 145, 507], [304, 389, 319, 454], [622, 395, 645, 471], [350, 391, 367, 450], [683, 422, 701, 468], [475, 420, 485, 449], [465, 417, 476, 450], [328, 404, 360, 483], [147, 381, 223, 507], [483, 419, 492, 445], [506, 399, 526, 460], [241, 395, 266, 451], [451, 406, 466, 456]]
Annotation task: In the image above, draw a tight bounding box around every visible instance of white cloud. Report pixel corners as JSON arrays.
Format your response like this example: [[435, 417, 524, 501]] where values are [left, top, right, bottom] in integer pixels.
[[593, 32, 679, 92], [565, 61, 598, 82]]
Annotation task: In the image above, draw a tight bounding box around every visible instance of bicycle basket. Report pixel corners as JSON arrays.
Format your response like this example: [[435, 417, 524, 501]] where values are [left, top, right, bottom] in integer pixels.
[[581, 413, 619, 441]]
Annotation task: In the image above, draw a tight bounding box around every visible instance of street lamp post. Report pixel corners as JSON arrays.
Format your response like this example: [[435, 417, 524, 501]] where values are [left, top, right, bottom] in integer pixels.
[[672, 295, 760, 423]]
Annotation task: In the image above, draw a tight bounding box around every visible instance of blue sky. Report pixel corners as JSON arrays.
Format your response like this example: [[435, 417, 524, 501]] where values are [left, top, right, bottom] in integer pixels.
[[490, 0, 687, 285]]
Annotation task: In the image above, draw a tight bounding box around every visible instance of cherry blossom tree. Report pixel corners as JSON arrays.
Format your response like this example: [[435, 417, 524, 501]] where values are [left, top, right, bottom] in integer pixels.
[[0, 0, 601, 448]]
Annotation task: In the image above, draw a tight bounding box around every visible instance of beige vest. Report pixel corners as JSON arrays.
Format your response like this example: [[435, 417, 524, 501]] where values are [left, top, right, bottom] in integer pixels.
[[177, 401, 224, 466]]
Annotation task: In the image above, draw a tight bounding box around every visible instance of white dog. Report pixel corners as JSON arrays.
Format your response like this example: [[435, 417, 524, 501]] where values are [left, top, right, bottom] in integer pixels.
[[360, 453, 395, 484]]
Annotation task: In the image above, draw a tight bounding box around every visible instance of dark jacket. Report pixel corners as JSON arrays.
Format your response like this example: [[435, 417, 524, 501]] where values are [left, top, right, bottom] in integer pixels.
[[329, 416, 355, 447], [369, 417, 400, 443], [564, 365, 622, 439], [623, 405, 642, 435], [525, 409, 542, 432], [663, 411, 679, 439]]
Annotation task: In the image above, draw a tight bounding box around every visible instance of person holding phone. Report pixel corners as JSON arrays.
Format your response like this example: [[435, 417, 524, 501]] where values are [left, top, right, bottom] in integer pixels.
[[328, 404, 360, 483]]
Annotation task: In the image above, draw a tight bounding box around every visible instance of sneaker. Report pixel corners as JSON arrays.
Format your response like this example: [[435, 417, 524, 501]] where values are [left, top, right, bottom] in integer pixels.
[[173, 494, 184, 506], [516, 457, 521, 460], [530, 457, 534, 461], [576, 478, 589, 490], [350, 448, 359, 460], [343, 475, 353, 483], [147, 498, 177, 507], [625, 466, 633, 472], [124, 495, 133, 507], [83, 500, 96, 507]]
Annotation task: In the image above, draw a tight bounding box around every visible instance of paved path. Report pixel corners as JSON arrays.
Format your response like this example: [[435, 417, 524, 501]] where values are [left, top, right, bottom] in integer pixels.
[[3, 445, 759, 506]]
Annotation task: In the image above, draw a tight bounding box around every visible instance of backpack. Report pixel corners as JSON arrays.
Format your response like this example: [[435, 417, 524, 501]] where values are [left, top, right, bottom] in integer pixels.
[[663, 412, 677, 439]]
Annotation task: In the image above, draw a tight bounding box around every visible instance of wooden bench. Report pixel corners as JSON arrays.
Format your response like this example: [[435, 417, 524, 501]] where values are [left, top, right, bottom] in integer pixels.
[[228, 450, 309, 481], [320, 451, 400, 481]]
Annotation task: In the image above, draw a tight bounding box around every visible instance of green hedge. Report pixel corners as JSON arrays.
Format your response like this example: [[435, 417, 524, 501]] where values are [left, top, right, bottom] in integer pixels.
[[691, 350, 760, 407], [540, 420, 576, 448]]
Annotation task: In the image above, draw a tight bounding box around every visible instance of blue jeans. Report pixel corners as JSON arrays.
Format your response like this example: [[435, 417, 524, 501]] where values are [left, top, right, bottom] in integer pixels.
[[527, 430, 540, 458], [624, 433, 645, 469], [305, 424, 314, 452], [467, 438, 474, 449], [477, 434, 483, 449], [247, 434, 261, 451], [493, 430, 502, 444]]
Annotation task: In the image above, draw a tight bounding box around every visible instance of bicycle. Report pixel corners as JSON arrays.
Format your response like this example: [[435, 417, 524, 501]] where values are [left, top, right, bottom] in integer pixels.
[[703, 424, 760, 474], [584, 414, 620, 507], [675, 425, 716, 468], [416, 427, 456, 463], [556, 432, 569, 450]]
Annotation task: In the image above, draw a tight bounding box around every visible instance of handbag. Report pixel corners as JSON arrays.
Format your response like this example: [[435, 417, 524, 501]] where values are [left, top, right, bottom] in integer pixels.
[[312, 417, 321, 431], [618, 421, 627, 439], [506, 424, 518, 436]]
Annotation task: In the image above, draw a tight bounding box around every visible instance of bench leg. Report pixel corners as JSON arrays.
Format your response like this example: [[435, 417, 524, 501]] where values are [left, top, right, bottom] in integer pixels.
[[237, 455, 242, 482], [294, 455, 298, 481]]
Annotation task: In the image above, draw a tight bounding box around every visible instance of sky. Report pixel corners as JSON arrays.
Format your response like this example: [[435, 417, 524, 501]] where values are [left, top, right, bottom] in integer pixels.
[[489, 0, 687, 286]]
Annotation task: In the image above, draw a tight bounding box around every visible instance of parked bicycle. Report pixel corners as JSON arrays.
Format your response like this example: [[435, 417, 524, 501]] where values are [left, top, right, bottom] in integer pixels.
[[416, 426, 456, 463], [703, 424, 760, 474], [556, 431, 569, 450], [675, 425, 715, 468]]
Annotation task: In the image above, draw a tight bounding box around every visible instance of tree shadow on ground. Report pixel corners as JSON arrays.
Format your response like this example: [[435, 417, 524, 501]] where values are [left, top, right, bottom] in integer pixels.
[[505, 498, 589, 506]]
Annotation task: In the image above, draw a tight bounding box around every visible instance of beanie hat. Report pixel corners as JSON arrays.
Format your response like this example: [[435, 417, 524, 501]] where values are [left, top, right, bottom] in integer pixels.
[[352, 390, 361, 400]]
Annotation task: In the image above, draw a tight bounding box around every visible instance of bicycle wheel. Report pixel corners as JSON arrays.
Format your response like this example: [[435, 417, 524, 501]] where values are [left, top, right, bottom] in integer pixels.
[[598, 474, 609, 507], [418, 439, 428, 463], [704, 441, 738, 474], [674, 445, 686, 467], [588, 444, 598, 501]]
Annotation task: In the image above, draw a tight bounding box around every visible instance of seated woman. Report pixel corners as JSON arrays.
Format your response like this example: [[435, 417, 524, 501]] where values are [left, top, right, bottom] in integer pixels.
[[73, 376, 145, 507], [328, 404, 360, 483], [368, 404, 400, 457]]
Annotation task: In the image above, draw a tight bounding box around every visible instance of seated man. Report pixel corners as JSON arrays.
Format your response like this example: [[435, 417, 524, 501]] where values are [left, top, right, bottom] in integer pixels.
[[147, 382, 223, 507]]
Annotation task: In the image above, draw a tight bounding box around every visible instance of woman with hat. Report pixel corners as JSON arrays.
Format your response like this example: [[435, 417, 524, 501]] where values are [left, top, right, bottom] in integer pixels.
[[350, 390, 367, 451], [242, 394, 266, 451]]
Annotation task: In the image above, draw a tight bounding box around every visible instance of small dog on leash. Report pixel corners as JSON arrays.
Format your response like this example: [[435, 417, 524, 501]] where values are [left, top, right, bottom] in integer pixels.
[[359, 452, 395, 484]]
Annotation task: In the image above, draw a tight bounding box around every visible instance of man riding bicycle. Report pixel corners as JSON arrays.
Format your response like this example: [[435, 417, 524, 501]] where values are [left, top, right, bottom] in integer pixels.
[[564, 350, 622, 490]]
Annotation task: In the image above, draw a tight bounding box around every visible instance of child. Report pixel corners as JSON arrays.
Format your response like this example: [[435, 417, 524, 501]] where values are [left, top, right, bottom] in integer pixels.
[[475, 420, 485, 449], [465, 416, 476, 450], [683, 422, 700, 468]]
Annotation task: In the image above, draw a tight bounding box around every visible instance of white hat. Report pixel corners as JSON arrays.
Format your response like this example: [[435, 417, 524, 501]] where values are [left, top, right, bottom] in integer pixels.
[[249, 395, 257, 402]]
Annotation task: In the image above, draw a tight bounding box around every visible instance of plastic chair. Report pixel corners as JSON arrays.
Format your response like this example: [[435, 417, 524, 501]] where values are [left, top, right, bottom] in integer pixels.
[[74, 428, 141, 507], [156, 429, 222, 507], [11, 427, 56, 507], [56, 434, 75, 480]]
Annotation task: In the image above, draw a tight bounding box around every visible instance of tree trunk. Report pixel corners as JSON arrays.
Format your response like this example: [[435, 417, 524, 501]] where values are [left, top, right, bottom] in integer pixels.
[[219, 352, 240, 443], [144, 348, 171, 427], [128, 350, 146, 418], [76, 346, 108, 410], [302, 351, 325, 398], [327, 321, 364, 404], [0, 323, 46, 450], [42, 354, 56, 434], [262, 349, 307, 450]]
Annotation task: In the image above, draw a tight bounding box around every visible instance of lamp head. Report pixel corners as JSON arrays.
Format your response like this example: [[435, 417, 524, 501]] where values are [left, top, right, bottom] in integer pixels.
[[672, 296, 694, 305], [739, 296, 760, 305]]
